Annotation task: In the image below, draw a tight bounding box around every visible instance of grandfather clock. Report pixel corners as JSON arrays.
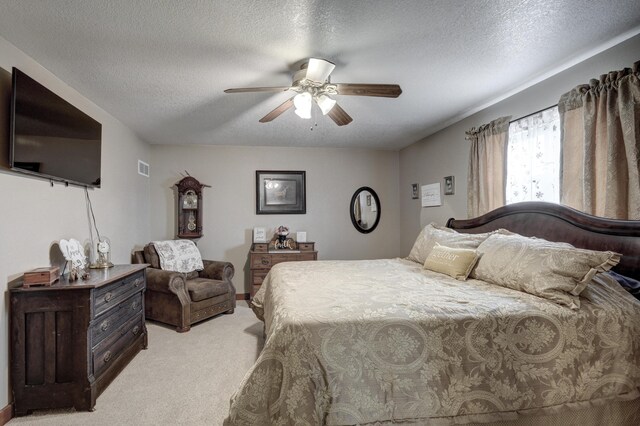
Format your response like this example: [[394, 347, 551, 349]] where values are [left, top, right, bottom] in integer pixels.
[[175, 176, 208, 239]]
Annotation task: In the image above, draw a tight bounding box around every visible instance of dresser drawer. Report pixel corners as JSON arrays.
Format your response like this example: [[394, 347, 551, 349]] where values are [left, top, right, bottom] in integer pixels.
[[298, 243, 315, 251], [94, 271, 145, 316], [252, 271, 268, 286], [271, 253, 310, 264], [253, 243, 268, 252], [251, 254, 272, 269], [92, 313, 143, 377], [92, 292, 143, 348]]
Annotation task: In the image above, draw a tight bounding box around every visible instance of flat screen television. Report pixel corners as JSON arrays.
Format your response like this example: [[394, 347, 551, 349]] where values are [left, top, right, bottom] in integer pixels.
[[10, 67, 102, 187]]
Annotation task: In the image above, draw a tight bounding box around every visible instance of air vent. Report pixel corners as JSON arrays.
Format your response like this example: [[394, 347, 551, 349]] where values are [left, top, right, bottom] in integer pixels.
[[138, 160, 149, 177]]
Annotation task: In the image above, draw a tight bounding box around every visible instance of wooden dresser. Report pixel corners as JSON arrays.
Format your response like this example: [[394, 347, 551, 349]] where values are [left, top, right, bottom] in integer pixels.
[[10, 264, 148, 415], [249, 242, 317, 297]]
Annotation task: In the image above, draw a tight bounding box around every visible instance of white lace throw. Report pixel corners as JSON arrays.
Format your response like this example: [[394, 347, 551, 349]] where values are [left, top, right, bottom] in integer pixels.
[[152, 240, 204, 273]]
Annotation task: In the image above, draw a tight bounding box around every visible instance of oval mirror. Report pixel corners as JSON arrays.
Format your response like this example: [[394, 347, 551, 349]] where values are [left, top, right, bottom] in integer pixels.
[[350, 187, 381, 234]]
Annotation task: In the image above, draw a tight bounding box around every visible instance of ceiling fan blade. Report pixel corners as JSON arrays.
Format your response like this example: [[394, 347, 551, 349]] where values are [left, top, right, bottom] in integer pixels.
[[305, 58, 335, 83], [224, 86, 291, 94], [335, 84, 402, 98], [259, 97, 295, 123], [327, 103, 353, 126]]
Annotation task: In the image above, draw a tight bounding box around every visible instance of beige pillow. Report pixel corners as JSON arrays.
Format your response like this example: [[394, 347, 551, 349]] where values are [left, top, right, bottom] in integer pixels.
[[474, 233, 621, 309], [423, 244, 480, 280], [407, 223, 493, 264]]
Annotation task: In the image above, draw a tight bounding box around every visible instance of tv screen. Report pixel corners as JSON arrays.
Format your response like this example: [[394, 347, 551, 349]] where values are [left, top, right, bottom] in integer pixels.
[[10, 68, 102, 187]]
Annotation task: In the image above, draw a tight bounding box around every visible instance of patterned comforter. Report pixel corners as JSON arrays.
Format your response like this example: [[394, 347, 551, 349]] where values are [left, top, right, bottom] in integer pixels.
[[225, 259, 640, 425]]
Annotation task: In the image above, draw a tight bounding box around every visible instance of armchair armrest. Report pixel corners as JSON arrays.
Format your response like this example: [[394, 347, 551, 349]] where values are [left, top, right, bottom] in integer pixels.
[[145, 268, 187, 295], [200, 260, 234, 282]]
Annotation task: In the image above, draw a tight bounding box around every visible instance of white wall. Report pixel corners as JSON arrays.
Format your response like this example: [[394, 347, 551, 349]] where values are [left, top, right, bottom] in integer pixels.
[[0, 36, 151, 409], [398, 33, 640, 256], [150, 145, 401, 294]]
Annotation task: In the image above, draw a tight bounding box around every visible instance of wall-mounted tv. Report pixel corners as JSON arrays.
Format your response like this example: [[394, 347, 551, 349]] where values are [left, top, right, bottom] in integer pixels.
[[10, 68, 102, 187]]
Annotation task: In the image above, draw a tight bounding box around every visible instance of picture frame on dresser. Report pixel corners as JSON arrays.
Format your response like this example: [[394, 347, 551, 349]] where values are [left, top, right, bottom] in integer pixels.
[[256, 170, 306, 214]]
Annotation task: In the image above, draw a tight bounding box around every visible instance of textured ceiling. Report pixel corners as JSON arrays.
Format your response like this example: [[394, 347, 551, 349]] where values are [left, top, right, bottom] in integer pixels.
[[1, 1, 639, 150]]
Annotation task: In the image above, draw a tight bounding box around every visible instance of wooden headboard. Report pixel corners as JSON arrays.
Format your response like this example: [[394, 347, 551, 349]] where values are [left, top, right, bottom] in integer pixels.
[[447, 202, 640, 280]]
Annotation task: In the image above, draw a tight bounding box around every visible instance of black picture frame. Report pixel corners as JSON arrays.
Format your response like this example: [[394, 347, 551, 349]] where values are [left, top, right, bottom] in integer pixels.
[[256, 170, 306, 214], [444, 176, 455, 195], [411, 183, 419, 199]]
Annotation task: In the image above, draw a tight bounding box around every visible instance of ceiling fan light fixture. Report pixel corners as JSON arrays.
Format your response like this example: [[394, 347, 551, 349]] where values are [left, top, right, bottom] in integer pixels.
[[305, 58, 336, 83], [293, 92, 312, 119], [224, 57, 401, 126], [315, 94, 336, 115]]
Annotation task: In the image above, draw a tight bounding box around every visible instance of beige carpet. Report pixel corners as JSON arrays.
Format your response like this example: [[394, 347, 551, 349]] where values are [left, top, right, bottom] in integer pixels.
[[9, 303, 263, 426]]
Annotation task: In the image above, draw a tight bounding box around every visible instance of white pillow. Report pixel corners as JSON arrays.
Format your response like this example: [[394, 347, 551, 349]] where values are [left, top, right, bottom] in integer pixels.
[[407, 223, 493, 264], [473, 233, 621, 309]]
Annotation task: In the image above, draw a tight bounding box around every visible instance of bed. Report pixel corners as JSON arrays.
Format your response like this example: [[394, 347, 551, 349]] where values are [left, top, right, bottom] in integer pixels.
[[225, 202, 640, 425]]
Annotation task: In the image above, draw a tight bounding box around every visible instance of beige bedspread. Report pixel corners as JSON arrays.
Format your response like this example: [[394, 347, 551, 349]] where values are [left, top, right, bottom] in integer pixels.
[[225, 259, 640, 425]]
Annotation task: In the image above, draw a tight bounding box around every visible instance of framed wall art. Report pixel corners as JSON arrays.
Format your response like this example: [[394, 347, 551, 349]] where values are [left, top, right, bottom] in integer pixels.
[[256, 170, 306, 214], [421, 182, 442, 207], [444, 175, 455, 195], [411, 183, 419, 199]]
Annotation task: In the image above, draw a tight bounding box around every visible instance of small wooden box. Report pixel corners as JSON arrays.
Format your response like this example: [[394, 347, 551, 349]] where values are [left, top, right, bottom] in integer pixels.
[[23, 266, 60, 287]]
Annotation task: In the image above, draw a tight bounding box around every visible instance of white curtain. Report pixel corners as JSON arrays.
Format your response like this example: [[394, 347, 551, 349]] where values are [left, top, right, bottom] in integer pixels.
[[505, 107, 561, 204]]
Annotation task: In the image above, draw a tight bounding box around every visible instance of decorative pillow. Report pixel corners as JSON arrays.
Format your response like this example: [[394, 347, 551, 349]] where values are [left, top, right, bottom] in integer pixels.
[[474, 233, 621, 309], [407, 223, 493, 264], [151, 240, 204, 273], [423, 244, 480, 281]]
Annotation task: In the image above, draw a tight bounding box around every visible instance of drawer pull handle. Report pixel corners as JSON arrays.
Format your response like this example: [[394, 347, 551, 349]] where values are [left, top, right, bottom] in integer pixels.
[[104, 292, 112, 302], [131, 300, 139, 310], [133, 278, 142, 287], [100, 320, 110, 331], [132, 326, 140, 336], [103, 351, 112, 363], [261, 258, 269, 266]]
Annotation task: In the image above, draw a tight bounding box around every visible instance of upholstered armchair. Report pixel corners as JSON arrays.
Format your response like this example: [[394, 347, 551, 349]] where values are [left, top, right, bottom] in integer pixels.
[[133, 243, 235, 332]]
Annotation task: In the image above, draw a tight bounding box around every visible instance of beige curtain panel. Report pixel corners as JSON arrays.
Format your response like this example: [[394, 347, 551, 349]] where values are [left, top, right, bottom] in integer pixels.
[[466, 116, 511, 218], [558, 60, 640, 220]]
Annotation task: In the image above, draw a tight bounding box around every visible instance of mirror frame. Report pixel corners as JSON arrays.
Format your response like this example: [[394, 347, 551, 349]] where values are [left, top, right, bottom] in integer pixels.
[[350, 186, 381, 234]]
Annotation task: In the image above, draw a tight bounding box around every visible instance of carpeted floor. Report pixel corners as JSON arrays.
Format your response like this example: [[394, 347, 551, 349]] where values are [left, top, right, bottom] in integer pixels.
[[9, 303, 263, 425]]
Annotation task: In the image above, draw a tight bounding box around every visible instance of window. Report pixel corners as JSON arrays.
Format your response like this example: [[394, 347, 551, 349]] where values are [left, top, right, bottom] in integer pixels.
[[505, 106, 561, 204]]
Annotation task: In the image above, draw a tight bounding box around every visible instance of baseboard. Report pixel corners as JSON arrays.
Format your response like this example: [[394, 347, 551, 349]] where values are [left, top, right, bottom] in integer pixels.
[[235, 293, 250, 301], [0, 403, 13, 425]]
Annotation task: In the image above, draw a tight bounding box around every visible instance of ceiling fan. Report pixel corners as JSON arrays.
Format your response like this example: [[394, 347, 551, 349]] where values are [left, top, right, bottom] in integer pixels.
[[224, 58, 402, 126]]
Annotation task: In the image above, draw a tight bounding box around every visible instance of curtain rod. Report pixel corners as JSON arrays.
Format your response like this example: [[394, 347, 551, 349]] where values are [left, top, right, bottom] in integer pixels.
[[509, 104, 558, 123], [466, 104, 559, 140]]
